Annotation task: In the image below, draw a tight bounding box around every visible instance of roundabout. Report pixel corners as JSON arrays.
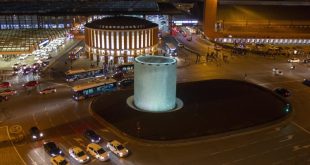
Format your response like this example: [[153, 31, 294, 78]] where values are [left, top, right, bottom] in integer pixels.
[[91, 79, 291, 141]]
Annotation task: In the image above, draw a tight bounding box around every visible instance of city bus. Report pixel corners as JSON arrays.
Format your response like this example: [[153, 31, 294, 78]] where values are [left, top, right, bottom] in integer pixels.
[[165, 42, 177, 56], [65, 67, 104, 82], [69, 46, 83, 60], [72, 79, 117, 101], [116, 63, 134, 73]]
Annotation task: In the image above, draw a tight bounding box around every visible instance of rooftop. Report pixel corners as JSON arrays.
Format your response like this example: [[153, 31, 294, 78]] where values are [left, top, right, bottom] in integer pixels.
[[84, 16, 158, 30]]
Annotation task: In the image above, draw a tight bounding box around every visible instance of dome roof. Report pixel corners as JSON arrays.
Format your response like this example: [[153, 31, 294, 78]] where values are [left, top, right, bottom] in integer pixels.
[[85, 16, 158, 30]]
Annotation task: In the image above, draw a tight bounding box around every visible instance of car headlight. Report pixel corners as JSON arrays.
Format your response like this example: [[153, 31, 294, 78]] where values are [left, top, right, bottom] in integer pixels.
[[40, 133, 43, 137], [91, 139, 94, 142], [32, 135, 37, 139]]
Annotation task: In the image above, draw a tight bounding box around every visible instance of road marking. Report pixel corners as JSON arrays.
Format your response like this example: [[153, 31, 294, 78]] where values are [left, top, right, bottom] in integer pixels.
[[27, 154, 38, 165], [6, 126, 27, 165], [279, 134, 294, 142], [291, 121, 310, 135], [32, 113, 39, 127], [34, 150, 45, 162]]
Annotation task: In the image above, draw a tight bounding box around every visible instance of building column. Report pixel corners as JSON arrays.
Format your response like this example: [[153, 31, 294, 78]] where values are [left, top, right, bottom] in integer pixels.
[[204, 0, 218, 40]]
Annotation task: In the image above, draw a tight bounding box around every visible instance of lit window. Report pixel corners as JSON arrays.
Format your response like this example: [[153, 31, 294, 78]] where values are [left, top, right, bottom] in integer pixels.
[[137, 31, 140, 49], [116, 31, 119, 49], [132, 31, 135, 49], [111, 31, 114, 49], [106, 32, 109, 49], [102, 31, 105, 49]]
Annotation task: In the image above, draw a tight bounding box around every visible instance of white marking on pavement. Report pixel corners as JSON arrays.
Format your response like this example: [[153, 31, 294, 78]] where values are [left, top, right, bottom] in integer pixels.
[[32, 113, 39, 127], [279, 134, 294, 142], [27, 154, 38, 165], [5, 126, 27, 165], [34, 150, 45, 162], [291, 121, 310, 135]]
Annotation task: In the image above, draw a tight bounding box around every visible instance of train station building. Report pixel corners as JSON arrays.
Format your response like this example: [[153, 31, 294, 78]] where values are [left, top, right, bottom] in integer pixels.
[[84, 16, 159, 64]]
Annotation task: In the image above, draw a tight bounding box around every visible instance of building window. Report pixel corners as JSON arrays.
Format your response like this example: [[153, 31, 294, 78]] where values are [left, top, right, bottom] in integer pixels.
[[93, 31, 97, 47], [106, 31, 109, 49], [132, 31, 135, 49], [111, 31, 114, 49], [121, 32, 124, 50], [102, 31, 105, 49], [136, 31, 140, 49], [116, 31, 119, 49]]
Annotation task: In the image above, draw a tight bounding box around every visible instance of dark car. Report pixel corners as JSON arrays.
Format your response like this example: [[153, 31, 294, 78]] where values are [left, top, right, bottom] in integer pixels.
[[118, 78, 134, 88], [303, 79, 310, 86], [303, 59, 310, 63], [43, 141, 63, 157], [23, 67, 33, 75], [0, 95, 8, 102], [274, 88, 291, 97], [112, 72, 124, 81], [29, 126, 43, 140], [84, 129, 101, 143], [23, 80, 39, 88], [0, 82, 11, 88]]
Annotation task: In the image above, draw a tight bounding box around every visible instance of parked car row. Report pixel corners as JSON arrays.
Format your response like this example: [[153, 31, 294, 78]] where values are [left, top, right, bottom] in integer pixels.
[[36, 128, 129, 164], [287, 57, 310, 63]]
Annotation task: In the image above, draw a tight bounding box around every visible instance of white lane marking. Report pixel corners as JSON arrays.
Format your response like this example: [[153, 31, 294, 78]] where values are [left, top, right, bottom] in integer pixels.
[[34, 150, 45, 162], [32, 113, 39, 127], [5, 126, 27, 165], [27, 154, 38, 165], [279, 134, 294, 142], [291, 121, 310, 135]]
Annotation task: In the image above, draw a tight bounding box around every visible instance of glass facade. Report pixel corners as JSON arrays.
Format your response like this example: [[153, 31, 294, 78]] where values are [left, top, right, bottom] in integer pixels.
[[85, 26, 158, 64]]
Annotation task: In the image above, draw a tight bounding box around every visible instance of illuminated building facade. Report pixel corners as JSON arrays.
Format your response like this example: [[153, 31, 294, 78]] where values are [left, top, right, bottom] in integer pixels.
[[84, 16, 159, 64]]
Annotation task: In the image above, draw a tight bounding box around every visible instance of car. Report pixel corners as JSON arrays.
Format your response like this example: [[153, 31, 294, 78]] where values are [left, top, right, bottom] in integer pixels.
[[112, 72, 124, 81], [118, 78, 134, 88], [39, 87, 56, 94], [288, 58, 300, 63], [69, 146, 90, 163], [0, 95, 8, 102], [84, 129, 102, 143], [0, 89, 17, 96], [86, 143, 109, 161], [303, 79, 310, 86], [18, 54, 28, 60], [0, 82, 11, 88], [23, 81, 39, 88], [273, 69, 283, 76], [23, 67, 33, 75], [303, 59, 310, 63], [274, 88, 291, 97], [29, 126, 43, 140], [43, 141, 63, 157], [106, 140, 129, 158], [12, 63, 21, 69], [177, 43, 184, 48], [32, 63, 41, 70], [50, 155, 69, 165]]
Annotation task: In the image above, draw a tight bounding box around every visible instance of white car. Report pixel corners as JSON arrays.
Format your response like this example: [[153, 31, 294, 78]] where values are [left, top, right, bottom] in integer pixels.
[[86, 143, 109, 161], [69, 147, 90, 163], [50, 155, 69, 165], [106, 140, 129, 158], [18, 55, 28, 60], [39, 87, 56, 94], [288, 58, 300, 63]]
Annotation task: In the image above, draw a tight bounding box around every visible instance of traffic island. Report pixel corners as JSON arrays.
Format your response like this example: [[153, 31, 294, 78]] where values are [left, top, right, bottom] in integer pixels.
[[91, 79, 291, 141]]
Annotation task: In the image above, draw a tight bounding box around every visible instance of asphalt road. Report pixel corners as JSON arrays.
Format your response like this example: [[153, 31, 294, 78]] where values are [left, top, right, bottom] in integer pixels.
[[1, 36, 310, 165]]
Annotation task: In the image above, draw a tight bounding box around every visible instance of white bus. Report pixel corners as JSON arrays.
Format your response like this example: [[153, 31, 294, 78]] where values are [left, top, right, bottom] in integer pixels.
[[165, 42, 177, 56], [72, 79, 117, 101]]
